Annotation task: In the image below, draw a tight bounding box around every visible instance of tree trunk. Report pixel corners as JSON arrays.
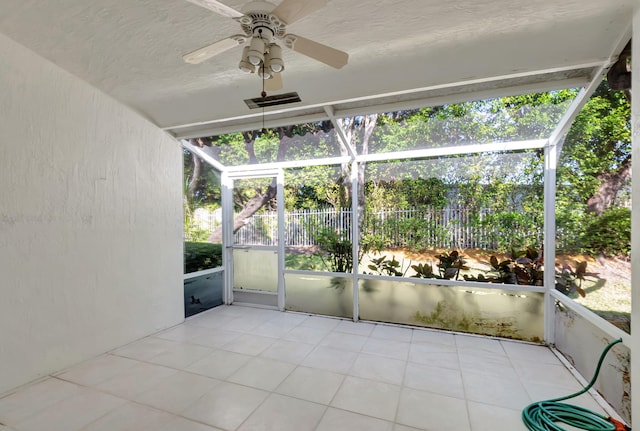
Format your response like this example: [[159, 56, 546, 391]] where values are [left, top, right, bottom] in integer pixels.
[[187, 148, 201, 200], [358, 115, 377, 210], [207, 179, 277, 243], [335, 114, 378, 235], [586, 156, 631, 215]]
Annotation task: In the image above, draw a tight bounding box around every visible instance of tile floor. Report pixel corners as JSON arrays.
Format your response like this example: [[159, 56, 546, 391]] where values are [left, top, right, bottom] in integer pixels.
[[0, 305, 608, 431]]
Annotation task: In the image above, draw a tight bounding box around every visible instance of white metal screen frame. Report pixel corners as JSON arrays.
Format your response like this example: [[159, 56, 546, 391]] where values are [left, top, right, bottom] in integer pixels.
[[221, 168, 285, 310], [181, 31, 629, 344]]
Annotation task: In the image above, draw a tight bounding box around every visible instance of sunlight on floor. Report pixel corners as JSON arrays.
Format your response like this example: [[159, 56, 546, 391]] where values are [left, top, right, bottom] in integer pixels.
[[0, 305, 607, 431]]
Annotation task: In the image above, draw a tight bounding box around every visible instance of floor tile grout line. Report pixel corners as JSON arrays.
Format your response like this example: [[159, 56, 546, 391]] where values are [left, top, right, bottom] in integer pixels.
[[1, 305, 611, 431], [499, 339, 536, 407], [310, 404, 330, 431]]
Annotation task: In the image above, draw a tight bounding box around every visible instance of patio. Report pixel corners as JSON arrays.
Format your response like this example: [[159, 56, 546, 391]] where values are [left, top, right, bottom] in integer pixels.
[[0, 305, 614, 431], [1, 0, 637, 428]]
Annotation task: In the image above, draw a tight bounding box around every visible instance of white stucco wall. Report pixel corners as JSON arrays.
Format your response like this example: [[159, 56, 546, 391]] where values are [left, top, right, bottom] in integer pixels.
[[0, 33, 184, 394]]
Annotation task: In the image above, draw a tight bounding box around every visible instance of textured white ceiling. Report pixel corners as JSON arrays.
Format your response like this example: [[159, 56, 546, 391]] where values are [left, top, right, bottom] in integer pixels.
[[0, 0, 632, 133]]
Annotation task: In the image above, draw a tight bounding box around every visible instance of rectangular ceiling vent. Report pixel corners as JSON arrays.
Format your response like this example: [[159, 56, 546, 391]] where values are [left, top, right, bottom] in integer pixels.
[[244, 92, 301, 109]]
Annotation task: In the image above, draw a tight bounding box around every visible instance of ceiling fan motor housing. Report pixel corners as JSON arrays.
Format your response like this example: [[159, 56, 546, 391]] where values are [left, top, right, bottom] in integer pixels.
[[238, 13, 286, 43]]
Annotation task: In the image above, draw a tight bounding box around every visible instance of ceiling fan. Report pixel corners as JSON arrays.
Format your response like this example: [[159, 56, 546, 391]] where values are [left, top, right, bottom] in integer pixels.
[[183, 0, 349, 91]]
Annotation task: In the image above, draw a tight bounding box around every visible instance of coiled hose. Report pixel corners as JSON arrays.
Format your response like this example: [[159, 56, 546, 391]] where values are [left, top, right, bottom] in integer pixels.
[[522, 338, 629, 431]]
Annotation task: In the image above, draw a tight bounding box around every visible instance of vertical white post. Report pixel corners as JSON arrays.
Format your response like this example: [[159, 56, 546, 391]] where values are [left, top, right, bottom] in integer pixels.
[[277, 170, 286, 311], [543, 141, 557, 344], [630, 4, 640, 426], [221, 172, 234, 305], [352, 160, 360, 322]]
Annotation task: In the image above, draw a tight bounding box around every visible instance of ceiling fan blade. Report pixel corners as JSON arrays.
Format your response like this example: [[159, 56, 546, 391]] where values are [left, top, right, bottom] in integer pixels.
[[183, 35, 246, 64], [283, 34, 348, 69], [184, 0, 244, 18], [271, 0, 327, 24], [265, 73, 283, 91]]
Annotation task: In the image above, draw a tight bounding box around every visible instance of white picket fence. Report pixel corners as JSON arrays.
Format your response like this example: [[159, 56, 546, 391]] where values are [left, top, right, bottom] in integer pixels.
[[228, 207, 542, 250]]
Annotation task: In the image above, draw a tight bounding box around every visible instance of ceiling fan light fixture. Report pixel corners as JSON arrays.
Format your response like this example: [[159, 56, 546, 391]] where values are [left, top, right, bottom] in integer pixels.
[[266, 44, 284, 73], [258, 64, 272, 80], [247, 36, 265, 65], [238, 46, 255, 73]]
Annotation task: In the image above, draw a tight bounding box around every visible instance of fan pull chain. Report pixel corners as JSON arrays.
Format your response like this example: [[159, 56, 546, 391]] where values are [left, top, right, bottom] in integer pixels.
[[261, 64, 267, 133]]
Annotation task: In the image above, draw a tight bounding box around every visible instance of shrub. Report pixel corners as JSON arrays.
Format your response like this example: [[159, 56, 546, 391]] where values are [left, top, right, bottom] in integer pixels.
[[580, 207, 631, 257], [184, 242, 223, 273]]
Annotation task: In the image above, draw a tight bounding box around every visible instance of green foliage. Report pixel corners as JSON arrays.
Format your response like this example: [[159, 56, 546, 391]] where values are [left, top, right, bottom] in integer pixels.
[[404, 178, 448, 208], [184, 225, 212, 242], [312, 226, 354, 273], [463, 254, 517, 284], [509, 247, 545, 286], [311, 226, 382, 273], [480, 211, 542, 252], [365, 177, 448, 210], [373, 89, 576, 153], [366, 255, 408, 277], [183, 150, 222, 206], [216, 133, 251, 165], [284, 165, 348, 211], [460, 246, 587, 297], [285, 253, 325, 271], [580, 207, 631, 257], [562, 84, 630, 188], [184, 242, 223, 273], [377, 216, 449, 251], [436, 250, 469, 280], [183, 149, 221, 242], [557, 81, 631, 253], [411, 262, 437, 278], [184, 85, 630, 262]]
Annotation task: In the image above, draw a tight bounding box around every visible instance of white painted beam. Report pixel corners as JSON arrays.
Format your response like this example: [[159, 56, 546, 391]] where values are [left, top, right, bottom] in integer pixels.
[[165, 65, 600, 136], [324, 105, 357, 159], [181, 139, 227, 173]]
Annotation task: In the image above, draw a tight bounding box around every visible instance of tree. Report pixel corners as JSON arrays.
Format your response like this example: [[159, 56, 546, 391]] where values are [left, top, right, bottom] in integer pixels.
[[556, 81, 631, 253], [184, 83, 630, 255], [565, 83, 630, 216], [183, 138, 223, 206], [204, 123, 335, 242], [183, 139, 223, 241]]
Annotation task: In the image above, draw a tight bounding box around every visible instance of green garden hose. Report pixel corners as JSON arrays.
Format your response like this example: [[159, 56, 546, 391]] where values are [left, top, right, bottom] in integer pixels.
[[522, 338, 629, 431]]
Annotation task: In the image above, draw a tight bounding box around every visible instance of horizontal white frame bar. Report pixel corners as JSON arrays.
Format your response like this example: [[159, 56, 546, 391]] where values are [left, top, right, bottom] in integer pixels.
[[357, 273, 547, 293], [222, 140, 546, 174], [226, 168, 281, 178], [284, 269, 354, 278], [229, 245, 278, 251], [550, 289, 630, 346], [357, 139, 547, 164], [232, 289, 278, 296], [284, 269, 546, 293], [183, 266, 224, 280], [225, 156, 350, 172]]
